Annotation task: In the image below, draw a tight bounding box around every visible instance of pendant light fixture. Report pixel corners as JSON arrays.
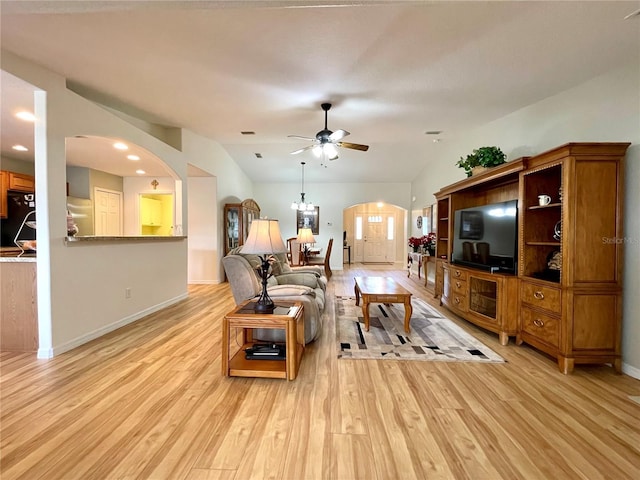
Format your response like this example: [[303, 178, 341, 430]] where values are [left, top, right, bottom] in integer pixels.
[[290, 161, 315, 211]]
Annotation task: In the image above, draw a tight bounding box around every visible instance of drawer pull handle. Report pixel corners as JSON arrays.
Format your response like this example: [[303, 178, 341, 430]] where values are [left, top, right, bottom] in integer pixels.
[[456, 281, 462, 288], [455, 270, 461, 277], [533, 291, 545, 300], [533, 318, 544, 327]]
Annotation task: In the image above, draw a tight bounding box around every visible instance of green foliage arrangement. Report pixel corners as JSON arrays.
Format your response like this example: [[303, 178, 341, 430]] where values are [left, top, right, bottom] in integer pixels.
[[456, 146, 507, 177]]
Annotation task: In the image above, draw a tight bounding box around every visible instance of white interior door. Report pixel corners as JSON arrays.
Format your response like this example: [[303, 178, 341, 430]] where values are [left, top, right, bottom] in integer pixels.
[[94, 187, 123, 236]]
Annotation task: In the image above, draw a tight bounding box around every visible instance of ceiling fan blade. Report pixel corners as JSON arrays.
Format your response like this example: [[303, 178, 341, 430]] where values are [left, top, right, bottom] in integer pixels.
[[288, 135, 316, 141], [290, 144, 316, 155], [338, 141, 369, 152], [329, 129, 350, 142]]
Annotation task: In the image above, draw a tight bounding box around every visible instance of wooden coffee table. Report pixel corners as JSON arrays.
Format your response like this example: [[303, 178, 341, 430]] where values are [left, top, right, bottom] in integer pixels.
[[354, 276, 413, 333]]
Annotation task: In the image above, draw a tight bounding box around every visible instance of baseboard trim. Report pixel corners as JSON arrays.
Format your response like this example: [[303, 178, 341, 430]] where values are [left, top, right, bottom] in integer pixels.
[[622, 362, 640, 380], [39, 293, 188, 358]]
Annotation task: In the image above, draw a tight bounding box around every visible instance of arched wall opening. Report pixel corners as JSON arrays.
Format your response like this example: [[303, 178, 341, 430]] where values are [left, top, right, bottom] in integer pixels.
[[343, 201, 407, 264]]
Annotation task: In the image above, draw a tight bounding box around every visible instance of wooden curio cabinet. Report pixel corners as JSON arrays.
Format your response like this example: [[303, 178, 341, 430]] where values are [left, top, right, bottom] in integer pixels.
[[224, 199, 260, 255], [517, 143, 629, 374]]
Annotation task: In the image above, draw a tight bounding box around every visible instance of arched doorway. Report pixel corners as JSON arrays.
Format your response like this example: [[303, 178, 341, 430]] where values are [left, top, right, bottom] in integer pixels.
[[343, 202, 407, 264]]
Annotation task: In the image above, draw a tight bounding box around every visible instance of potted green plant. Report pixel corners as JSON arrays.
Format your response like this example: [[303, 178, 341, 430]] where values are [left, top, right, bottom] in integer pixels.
[[456, 146, 506, 177]]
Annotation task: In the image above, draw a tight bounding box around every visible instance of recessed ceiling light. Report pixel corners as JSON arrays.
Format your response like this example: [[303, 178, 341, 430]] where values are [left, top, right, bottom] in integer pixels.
[[127, 155, 140, 161], [12, 145, 28, 151], [15, 111, 36, 122], [113, 142, 128, 150], [425, 130, 442, 135], [136, 169, 146, 175]]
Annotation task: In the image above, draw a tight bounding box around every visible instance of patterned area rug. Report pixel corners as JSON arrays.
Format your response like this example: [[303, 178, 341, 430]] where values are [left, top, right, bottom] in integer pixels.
[[336, 296, 505, 363]]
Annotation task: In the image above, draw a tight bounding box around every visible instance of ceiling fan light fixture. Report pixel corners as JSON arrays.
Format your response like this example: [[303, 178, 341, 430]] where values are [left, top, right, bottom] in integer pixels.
[[288, 103, 369, 159], [324, 143, 338, 158]]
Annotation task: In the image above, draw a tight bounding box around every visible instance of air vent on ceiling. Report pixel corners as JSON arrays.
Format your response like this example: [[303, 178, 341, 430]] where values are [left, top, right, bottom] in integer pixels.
[[425, 130, 442, 135], [255, 153, 262, 159], [241, 131, 255, 135]]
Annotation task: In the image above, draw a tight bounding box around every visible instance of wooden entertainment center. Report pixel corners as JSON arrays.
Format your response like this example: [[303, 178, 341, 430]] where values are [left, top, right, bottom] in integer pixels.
[[434, 142, 630, 373]]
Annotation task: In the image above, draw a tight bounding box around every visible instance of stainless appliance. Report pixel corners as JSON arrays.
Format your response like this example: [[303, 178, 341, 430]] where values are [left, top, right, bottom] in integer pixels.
[[1, 191, 36, 247], [66, 196, 94, 236]]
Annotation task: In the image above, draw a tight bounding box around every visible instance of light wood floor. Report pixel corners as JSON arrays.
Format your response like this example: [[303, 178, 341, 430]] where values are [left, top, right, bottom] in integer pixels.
[[2, 263, 639, 480]]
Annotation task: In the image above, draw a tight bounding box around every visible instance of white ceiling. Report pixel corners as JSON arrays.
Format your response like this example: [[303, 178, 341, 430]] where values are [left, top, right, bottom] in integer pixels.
[[1, 1, 639, 183]]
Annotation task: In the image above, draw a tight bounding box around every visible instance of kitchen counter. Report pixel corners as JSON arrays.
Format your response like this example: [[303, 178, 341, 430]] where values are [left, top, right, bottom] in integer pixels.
[[0, 256, 36, 262], [0, 247, 35, 261], [65, 235, 187, 243]]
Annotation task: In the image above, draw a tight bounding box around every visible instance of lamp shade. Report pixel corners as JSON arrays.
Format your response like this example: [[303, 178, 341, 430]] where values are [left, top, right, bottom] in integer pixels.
[[241, 219, 287, 255], [297, 227, 316, 244]]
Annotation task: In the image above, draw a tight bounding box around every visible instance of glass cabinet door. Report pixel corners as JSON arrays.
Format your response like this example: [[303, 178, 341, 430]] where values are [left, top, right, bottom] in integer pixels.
[[226, 206, 240, 252], [468, 276, 498, 320]]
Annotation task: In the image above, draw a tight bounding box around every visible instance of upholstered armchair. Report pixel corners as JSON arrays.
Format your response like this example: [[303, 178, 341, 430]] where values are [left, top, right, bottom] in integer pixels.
[[222, 249, 326, 344]]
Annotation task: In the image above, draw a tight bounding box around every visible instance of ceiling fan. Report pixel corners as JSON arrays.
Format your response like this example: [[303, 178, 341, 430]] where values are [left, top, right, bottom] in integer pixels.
[[288, 103, 369, 161]]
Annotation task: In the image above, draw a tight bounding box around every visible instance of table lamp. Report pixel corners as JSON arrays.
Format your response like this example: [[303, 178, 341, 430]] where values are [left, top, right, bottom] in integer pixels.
[[297, 227, 316, 265], [241, 218, 287, 313]]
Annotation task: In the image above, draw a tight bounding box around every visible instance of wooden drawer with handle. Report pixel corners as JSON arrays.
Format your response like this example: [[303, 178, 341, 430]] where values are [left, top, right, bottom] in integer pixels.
[[450, 268, 467, 282], [451, 293, 468, 313], [451, 278, 467, 296], [521, 281, 561, 314], [520, 306, 559, 348]]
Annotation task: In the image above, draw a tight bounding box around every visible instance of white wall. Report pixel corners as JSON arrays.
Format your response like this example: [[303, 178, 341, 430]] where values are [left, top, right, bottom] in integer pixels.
[[2, 50, 253, 355], [411, 63, 640, 376], [188, 176, 218, 283], [180, 130, 253, 282], [254, 182, 412, 270]]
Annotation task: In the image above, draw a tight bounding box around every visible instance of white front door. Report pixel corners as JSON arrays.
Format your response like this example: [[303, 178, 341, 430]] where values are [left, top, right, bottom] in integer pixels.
[[363, 214, 392, 262], [94, 188, 123, 236]]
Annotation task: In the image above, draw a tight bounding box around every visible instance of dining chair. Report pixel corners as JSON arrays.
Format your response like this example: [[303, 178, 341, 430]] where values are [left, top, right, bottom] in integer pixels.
[[306, 238, 332, 279], [287, 237, 303, 266]]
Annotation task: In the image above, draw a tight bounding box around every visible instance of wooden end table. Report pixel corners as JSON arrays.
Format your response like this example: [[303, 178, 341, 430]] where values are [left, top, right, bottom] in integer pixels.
[[221, 300, 304, 380], [354, 276, 413, 333]]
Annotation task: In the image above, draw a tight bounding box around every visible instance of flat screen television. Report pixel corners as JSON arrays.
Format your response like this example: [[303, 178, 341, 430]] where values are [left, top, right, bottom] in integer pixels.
[[451, 200, 518, 274]]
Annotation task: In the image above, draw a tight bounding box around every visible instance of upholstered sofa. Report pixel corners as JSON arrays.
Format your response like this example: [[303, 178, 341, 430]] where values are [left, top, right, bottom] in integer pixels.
[[222, 248, 327, 344]]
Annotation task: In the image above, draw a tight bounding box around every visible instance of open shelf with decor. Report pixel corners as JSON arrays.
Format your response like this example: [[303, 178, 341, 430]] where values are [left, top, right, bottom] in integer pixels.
[[434, 196, 450, 299], [520, 162, 563, 283]]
